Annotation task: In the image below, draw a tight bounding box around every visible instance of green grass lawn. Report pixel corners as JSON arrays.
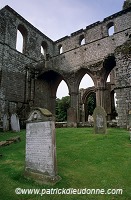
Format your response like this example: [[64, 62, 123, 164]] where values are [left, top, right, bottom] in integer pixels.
[[0, 128, 131, 200]]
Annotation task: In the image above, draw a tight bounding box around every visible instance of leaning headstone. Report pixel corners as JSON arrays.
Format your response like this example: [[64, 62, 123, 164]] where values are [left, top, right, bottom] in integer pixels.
[[93, 106, 107, 134], [11, 113, 20, 132], [3, 113, 9, 131], [25, 108, 61, 185]]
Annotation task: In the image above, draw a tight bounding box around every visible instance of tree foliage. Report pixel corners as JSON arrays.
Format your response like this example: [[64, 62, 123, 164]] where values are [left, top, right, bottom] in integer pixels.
[[56, 96, 70, 122], [86, 93, 96, 115]]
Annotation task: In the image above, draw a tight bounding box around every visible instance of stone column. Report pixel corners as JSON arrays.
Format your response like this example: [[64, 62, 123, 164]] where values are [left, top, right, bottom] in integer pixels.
[[96, 80, 105, 108], [67, 92, 78, 127]]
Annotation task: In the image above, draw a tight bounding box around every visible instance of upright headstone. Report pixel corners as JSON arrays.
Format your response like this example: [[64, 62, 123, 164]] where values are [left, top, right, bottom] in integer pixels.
[[3, 113, 9, 131], [93, 106, 107, 134], [11, 114, 20, 132], [25, 108, 61, 185]]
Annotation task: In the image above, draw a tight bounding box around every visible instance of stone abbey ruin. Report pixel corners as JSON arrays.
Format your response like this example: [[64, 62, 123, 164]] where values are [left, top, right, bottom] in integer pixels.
[[0, 3, 131, 130]]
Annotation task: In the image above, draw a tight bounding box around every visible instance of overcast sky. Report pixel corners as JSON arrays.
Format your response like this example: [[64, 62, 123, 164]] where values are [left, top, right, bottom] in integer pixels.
[[0, 0, 125, 98]]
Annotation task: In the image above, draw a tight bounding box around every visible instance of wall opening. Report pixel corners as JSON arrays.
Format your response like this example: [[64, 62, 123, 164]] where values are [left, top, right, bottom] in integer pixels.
[[111, 90, 118, 120], [16, 30, 23, 53], [79, 74, 94, 89], [85, 92, 96, 120], [58, 45, 63, 54], [16, 24, 27, 53], [107, 74, 110, 82], [41, 41, 48, 57], [79, 35, 85, 45], [79, 73, 95, 122], [56, 80, 70, 122], [107, 22, 115, 36]]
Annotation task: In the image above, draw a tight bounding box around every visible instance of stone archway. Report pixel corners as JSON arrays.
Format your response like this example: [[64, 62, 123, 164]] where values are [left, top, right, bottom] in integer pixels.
[[33, 69, 70, 117], [79, 87, 96, 123]]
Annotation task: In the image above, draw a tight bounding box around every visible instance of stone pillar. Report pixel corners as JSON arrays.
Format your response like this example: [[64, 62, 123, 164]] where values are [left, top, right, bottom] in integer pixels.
[[96, 87, 105, 108], [70, 92, 78, 108], [25, 108, 61, 185], [95, 80, 106, 108], [67, 92, 78, 127], [67, 107, 77, 127]]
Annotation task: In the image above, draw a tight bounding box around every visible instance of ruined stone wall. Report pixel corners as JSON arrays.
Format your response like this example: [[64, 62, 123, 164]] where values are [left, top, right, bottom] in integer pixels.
[[53, 9, 131, 73], [0, 5, 131, 128], [115, 39, 131, 128], [0, 6, 54, 118]]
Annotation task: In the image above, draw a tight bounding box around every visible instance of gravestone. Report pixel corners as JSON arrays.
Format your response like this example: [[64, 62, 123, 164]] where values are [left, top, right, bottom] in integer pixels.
[[93, 106, 107, 134], [11, 113, 20, 132], [25, 107, 61, 185], [3, 113, 9, 131], [67, 107, 77, 127]]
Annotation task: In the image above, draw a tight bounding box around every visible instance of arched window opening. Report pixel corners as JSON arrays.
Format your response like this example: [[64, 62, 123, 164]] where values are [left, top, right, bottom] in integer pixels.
[[56, 80, 70, 122], [16, 24, 27, 53], [16, 30, 23, 53], [56, 80, 69, 99], [58, 45, 63, 54], [79, 35, 85, 45], [79, 74, 94, 89], [107, 74, 110, 82], [79, 73, 95, 123], [41, 41, 48, 56], [107, 22, 115, 36]]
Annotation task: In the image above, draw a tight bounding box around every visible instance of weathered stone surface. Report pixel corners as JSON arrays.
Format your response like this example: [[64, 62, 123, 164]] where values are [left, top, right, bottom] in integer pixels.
[[25, 108, 60, 185], [0, 136, 21, 147], [93, 106, 107, 134], [0, 5, 130, 128], [6, 136, 21, 143], [67, 107, 77, 127], [129, 110, 131, 128], [27, 107, 53, 122], [11, 114, 20, 132], [3, 114, 9, 131]]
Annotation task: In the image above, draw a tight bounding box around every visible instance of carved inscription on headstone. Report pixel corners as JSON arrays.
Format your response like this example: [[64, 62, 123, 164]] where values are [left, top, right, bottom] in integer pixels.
[[26, 121, 56, 176], [25, 108, 60, 185], [93, 106, 107, 134]]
